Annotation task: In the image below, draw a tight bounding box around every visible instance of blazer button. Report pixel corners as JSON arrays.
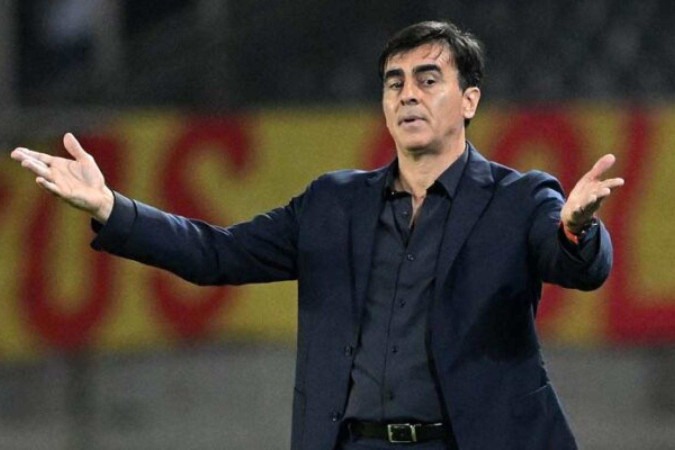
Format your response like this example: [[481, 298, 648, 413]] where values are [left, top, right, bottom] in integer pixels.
[[344, 345, 353, 356], [330, 411, 342, 422]]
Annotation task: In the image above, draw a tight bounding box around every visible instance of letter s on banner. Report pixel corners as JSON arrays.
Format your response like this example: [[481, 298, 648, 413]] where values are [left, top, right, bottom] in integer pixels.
[[151, 117, 252, 340]]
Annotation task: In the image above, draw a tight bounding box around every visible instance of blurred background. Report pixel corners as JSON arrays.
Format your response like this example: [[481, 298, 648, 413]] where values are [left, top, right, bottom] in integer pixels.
[[1, 0, 674, 449]]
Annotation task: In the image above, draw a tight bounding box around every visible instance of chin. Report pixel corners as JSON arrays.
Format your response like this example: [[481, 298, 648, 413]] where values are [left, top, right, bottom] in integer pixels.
[[398, 139, 435, 153], [396, 136, 429, 149]]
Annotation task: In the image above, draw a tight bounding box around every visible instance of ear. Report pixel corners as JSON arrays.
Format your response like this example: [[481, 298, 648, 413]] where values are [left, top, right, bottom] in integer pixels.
[[462, 87, 481, 120]]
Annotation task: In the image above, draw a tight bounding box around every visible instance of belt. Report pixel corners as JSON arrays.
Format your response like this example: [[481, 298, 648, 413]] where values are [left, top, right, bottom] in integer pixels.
[[347, 421, 447, 444]]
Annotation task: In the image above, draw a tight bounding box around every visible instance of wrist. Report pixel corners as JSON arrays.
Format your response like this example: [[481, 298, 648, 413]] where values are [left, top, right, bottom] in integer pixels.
[[93, 187, 114, 224], [562, 217, 598, 244]]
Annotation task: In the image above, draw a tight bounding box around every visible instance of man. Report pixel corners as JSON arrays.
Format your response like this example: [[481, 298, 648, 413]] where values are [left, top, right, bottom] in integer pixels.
[[12, 20, 622, 450]]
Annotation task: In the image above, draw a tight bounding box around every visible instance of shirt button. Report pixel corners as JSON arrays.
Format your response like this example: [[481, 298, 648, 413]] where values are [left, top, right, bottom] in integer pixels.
[[330, 411, 342, 422], [391, 345, 399, 354], [386, 391, 395, 400], [398, 299, 406, 308], [343, 345, 353, 356], [406, 253, 415, 261], [402, 210, 410, 216]]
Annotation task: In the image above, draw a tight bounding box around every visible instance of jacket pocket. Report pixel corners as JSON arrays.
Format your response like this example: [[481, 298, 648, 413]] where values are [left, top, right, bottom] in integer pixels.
[[511, 382, 553, 419]]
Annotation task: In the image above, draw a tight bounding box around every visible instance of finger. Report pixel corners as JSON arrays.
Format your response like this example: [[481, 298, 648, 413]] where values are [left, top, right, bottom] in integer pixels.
[[601, 177, 625, 190], [586, 154, 617, 180], [578, 184, 617, 217], [11, 147, 54, 165], [36, 177, 62, 196], [21, 158, 52, 178], [594, 183, 621, 201], [63, 133, 90, 161]]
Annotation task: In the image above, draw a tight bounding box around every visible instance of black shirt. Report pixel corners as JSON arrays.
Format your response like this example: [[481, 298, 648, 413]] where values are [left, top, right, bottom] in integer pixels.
[[344, 149, 469, 422]]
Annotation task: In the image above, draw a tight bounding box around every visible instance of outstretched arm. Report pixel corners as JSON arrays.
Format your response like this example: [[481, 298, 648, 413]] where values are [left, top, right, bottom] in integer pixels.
[[12, 132, 302, 285], [10, 133, 114, 223]]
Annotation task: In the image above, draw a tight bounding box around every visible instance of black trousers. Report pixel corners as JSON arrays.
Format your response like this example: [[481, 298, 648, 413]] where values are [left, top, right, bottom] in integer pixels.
[[336, 436, 450, 450]]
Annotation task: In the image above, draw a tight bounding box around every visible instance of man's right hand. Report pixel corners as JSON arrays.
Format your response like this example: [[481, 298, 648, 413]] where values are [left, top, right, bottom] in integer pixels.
[[11, 133, 114, 223]]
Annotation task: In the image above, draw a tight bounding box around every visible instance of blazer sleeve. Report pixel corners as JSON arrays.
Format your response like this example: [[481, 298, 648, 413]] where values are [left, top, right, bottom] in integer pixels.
[[526, 171, 613, 291], [90, 189, 304, 286]]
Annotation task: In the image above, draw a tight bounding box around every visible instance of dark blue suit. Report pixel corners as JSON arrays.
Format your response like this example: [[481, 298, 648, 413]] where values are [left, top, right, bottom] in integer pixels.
[[92, 144, 612, 450]]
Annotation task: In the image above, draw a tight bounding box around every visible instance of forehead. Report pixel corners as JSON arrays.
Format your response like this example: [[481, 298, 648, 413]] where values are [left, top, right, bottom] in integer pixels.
[[384, 42, 454, 71]]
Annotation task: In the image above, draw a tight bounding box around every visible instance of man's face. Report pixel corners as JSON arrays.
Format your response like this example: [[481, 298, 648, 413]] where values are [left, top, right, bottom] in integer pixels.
[[382, 42, 480, 155]]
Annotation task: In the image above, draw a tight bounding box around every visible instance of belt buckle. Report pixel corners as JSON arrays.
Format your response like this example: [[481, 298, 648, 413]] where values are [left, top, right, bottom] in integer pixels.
[[387, 423, 417, 443]]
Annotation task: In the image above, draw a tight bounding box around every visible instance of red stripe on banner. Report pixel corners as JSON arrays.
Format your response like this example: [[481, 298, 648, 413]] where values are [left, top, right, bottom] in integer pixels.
[[607, 110, 675, 344], [150, 117, 252, 340], [22, 135, 122, 350]]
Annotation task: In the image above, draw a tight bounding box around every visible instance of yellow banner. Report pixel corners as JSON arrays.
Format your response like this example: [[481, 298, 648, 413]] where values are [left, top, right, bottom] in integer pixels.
[[1, 106, 674, 360]]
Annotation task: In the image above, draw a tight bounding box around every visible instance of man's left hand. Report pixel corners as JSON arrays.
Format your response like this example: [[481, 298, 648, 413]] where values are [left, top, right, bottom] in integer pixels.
[[561, 154, 624, 234]]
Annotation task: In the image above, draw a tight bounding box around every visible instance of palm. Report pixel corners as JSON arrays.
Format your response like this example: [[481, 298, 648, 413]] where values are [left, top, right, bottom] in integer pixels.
[[48, 155, 105, 209], [11, 133, 113, 219]]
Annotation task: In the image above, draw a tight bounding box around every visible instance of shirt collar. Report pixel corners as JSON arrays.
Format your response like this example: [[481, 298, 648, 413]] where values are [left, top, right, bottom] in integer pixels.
[[383, 144, 469, 199]]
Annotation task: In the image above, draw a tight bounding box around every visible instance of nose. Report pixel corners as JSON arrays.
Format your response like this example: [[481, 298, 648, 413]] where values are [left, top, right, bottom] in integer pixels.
[[400, 82, 419, 105]]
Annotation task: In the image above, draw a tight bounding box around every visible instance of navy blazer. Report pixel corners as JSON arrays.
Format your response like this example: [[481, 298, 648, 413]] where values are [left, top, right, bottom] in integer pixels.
[[92, 144, 612, 450]]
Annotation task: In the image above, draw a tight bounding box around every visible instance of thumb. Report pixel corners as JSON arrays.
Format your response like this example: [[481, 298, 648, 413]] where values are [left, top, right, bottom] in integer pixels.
[[63, 133, 90, 161]]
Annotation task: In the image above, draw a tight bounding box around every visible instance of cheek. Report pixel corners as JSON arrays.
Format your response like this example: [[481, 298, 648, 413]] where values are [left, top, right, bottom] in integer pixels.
[[435, 94, 463, 118], [383, 102, 397, 128]]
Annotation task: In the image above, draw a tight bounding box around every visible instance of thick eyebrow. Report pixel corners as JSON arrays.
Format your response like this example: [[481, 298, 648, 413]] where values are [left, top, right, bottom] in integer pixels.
[[383, 64, 442, 82], [383, 68, 404, 82], [413, 64, 442, 76]]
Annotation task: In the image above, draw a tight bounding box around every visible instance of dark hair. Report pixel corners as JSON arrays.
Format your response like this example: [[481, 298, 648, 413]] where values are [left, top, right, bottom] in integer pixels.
[[378, 20, 485, 91]]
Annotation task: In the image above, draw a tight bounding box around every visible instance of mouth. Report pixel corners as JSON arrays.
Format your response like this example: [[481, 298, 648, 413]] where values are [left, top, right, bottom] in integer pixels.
[[399, 115, 425, 126]]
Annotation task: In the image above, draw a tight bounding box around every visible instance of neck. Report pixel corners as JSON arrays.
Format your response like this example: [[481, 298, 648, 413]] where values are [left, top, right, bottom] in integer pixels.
[[396, 138, 466, 198]]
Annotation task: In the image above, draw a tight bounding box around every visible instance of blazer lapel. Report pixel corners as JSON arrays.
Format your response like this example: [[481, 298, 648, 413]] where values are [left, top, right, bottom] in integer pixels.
[[349, 166, 388, 322], [434, 147, 495, 300]]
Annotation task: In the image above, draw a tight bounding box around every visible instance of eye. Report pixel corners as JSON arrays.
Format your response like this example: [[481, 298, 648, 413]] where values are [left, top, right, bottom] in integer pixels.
[[422, 77, 436, 86], [386, 80, 403, 90]]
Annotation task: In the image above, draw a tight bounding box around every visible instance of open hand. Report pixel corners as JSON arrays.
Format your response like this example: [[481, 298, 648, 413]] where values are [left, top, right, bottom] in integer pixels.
[[561, 154, 624, 234], [11, 133, 114, 223]]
